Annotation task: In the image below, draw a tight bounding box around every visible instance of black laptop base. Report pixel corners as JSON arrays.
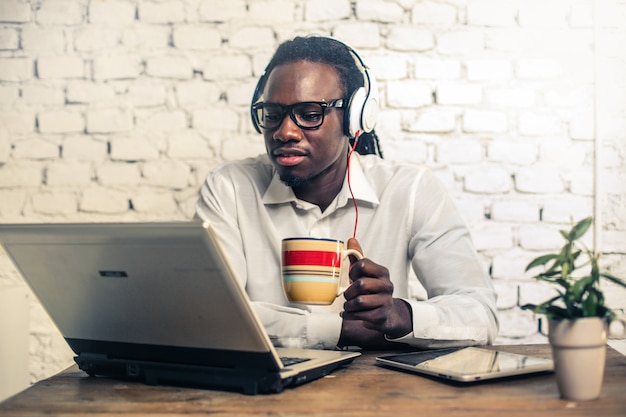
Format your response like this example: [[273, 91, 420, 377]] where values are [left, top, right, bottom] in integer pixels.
[[75, 355, 286, 395]]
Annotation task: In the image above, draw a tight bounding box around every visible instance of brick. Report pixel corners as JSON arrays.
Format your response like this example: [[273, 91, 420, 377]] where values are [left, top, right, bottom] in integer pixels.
[[387, 26, 434, 52], [492, 200, 539, 223], [570, 107, 595, 140], [516, 59, 562, 79], [110, 137, 159, 161], [66, 81, 116, 104], [131, 190, 179, 213], [462, 109, 507, 133], [22, 85, 64, 105], [414, 57, 461, 79], [13, 138, 59, 159], [79, 186, 129, 214], [142, 160, 190, 189], [74, 28, 120, 51], [88, 0, 136, 25], [176, 81, 221, 108], [38, 110, 85, 134], [304, 0, 351, 22], [364, 54, 408, 80], [469, 222, 514, 250], [0, 163, 42, 187], [230, 27, 276, 49], [146, 55, 194, 79], [453, 197, 485, 226], [437, 31, 484, 55], [518, 1, 568, 28], [464, 166, 511, 194], [0, 28, 19, 49], [0, 130, 9, 163], [539, 141, 588, 169], [332, 22, 382, 49], [200, 54, 251, 80], [173, 26, 222, 50], [226, 80, 259, 106], [222, 136, 266, 160], [0, 0, 31, 23], [21, 28, 65, 53], [0, 111, 35, 134], [494, 309, 541, 340], [466, 59, 512, 81], [37, 56, 85, 79], [382, 139, 428, 164], [32, 192, 78, 215], [138, 109, 187, 132], [192, 107, 240, 132], [0, 58, 32, 81], [96, 163, 141, 186], [566, 169, 594, 196], [0, 85, 19, 106], [36, 0, 84, 25], [121, 24, 170, 50], [467, 1, 516, 27], [387, 80, 432, 108], [167, 132, 214, 159], [248, 0, 296, 22], [0, 189, 27, 216], [138, 0, 185, 23], [436, 140, 483, 164], [356, 0, 404, 23], [198, 0, 247, 22], [514, 165, 564, 193], [518, 224, 566, 251], [407, 109, 457, 133], [62, 135, 108, 161], [492, 281, 518, 310], [487, 141, 537, 165], [492, 248, 537, 280], [518, 111, 561, 136], [87, 108, 133, 133], [541, 198, 593, 224], [411, 2, 457, 26], [127, 81, 167, 107], [603, 230, 626, 255], [485, 87, 535, 108], [436, 83, 482, 105], [93, 54, 142, 80], [46, 162, 92, 187]]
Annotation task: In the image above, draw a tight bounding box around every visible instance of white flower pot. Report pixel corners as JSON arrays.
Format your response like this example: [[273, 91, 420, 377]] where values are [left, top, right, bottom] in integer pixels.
[[548, 317, 608, 401]]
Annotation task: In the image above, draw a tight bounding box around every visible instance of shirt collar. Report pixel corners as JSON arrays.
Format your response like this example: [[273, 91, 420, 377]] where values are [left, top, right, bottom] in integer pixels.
[[262, 153, 380, 207]]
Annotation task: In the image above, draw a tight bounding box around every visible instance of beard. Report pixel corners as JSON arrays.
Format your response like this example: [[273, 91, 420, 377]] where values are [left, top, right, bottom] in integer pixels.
[[279, 172, 317, 187]]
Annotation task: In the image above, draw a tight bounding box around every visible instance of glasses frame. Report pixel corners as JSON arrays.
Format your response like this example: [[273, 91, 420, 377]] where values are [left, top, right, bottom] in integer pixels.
[[251, 99, 345, 131]]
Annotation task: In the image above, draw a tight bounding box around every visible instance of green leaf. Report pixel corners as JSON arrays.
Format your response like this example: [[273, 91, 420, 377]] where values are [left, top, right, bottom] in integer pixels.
[[601, 272, 626, 289], [569, 217, 592, 241], [526, 254, 558, 272]]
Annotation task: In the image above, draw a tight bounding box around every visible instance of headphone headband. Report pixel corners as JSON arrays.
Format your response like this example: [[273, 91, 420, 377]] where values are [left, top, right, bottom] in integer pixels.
[[250, 37, 378, 138]]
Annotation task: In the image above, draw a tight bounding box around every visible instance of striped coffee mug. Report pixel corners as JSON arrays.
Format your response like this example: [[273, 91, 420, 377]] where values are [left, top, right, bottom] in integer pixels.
[[281, 237, 363, 305]]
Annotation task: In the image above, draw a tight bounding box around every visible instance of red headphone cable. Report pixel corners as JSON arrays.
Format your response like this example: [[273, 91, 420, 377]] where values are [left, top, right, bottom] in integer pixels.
[[347, 132, 360, 239]]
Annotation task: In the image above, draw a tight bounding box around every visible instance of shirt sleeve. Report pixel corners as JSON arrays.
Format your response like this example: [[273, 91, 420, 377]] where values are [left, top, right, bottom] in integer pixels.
[[393, 169, 499, 348]]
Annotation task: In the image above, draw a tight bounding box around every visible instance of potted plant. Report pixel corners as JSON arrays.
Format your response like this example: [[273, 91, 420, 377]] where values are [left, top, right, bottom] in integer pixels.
[[522, 216, 626, 401]]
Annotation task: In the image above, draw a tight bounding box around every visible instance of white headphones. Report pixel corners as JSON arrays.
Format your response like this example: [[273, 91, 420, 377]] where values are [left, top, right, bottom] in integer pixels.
[[250, 37, 379, 138]]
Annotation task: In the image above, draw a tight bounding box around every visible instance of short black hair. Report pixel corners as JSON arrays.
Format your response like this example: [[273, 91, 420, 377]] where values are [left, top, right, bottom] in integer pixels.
[[263, 36, 364, 100]]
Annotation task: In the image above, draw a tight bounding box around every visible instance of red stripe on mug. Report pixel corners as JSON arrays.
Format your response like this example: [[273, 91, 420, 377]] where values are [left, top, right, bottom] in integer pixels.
[[282, 250, 341, 267]]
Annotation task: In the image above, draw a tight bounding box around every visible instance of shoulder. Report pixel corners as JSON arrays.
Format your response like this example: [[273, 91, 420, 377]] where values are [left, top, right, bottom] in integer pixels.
[[358, 154, 441, 189]]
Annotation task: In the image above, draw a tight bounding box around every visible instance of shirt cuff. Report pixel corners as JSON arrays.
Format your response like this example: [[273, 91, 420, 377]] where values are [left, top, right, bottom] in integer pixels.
[[306, 311, 343, 350], [385, 298, 439, 343]]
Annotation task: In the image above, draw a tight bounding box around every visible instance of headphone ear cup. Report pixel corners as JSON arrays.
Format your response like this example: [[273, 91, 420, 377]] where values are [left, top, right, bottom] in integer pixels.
[[345, 87, 366, 138]]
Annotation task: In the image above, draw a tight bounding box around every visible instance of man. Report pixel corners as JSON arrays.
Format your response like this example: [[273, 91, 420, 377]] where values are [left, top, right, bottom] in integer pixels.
[[196, 36, 498, 350]]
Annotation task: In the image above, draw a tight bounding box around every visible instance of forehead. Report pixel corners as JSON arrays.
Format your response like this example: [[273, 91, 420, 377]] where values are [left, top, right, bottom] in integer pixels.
[[264, 61, 343, 103]]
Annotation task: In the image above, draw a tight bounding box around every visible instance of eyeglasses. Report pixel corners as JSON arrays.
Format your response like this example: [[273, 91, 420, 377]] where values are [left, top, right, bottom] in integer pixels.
[[252, 99, 345, 130]]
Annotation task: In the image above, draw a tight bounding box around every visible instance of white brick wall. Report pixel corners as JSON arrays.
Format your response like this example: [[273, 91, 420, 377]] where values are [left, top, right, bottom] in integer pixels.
[[0, 0, 624, 386]]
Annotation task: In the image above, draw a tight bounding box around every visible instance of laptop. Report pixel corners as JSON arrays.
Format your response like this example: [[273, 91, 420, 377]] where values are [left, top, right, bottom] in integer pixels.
[[0, 221, 360, 395], [376, 346, 553, 383]]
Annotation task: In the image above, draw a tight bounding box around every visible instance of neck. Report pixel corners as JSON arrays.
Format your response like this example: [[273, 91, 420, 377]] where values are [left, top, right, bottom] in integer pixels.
[[292, 156, 349, 212]]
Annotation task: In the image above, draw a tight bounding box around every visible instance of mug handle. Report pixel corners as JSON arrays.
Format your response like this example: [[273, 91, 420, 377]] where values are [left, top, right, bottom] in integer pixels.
[[609, 315, 626, 338], [337, 249, 363, 296]]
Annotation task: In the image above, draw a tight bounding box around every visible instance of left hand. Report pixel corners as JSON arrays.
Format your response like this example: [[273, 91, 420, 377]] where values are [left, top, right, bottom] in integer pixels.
[[341, 238, 412, 339]]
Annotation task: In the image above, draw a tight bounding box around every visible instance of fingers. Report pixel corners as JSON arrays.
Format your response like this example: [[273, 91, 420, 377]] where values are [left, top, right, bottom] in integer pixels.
[[346, 237, 363, 263]]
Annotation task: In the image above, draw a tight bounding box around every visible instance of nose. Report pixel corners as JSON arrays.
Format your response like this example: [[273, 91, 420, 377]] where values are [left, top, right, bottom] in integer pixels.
[[272, 112, 302, 142]]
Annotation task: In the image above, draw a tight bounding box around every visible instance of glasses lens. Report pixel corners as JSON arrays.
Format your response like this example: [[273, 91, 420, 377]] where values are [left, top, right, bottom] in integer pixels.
[[292, 102, 324, 128], [256, 103, 284, 130]]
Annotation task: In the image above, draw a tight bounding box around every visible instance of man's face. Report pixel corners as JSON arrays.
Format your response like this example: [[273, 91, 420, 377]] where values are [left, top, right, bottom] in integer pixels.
[[261, 61, 348, 188]]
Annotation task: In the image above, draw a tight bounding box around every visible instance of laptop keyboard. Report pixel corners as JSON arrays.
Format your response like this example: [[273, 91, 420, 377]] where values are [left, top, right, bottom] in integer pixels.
[[280, 356, 311, 366]]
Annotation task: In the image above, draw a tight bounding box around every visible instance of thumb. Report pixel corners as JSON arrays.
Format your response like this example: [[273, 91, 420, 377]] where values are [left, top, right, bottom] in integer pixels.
[[347, 237, 364, 263]]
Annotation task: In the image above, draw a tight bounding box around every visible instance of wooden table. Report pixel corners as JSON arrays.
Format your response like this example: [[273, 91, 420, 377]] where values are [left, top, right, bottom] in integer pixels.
[[1, 345, 625, 417]]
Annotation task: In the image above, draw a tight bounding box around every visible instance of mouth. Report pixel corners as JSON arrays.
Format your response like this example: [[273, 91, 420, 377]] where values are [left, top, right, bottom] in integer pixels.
[[272, 147, 308, 167]]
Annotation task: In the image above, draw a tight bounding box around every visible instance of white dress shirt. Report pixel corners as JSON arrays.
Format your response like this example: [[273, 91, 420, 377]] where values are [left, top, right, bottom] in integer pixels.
[[196, 153, 499, 349]]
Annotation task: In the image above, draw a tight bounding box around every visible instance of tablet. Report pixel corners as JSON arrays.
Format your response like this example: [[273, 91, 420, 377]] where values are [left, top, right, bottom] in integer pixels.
[[376, 347, 554, 383]]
